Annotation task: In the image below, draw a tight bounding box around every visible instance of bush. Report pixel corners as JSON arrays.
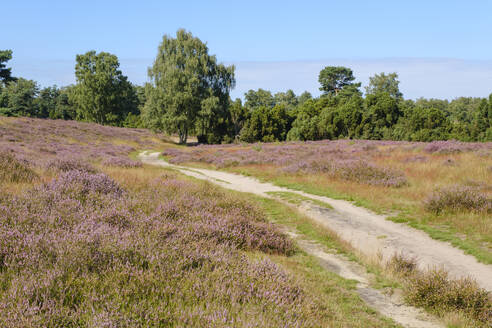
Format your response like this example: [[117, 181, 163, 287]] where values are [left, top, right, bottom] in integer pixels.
[[46, 158, 96, 173], [424, 185, 492, 214], [102, 157, 142, 168], [387, 253, 417, 277], [335, 161, 408, 188], [404, 269, 491, 322], [0, 151, 37, 183], [387, 255, 491, 323], [38, 170, 124, 201]]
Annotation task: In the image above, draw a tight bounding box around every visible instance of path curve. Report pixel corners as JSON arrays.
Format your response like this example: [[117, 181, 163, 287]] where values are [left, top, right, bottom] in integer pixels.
[[140, 152, 475, 327], [140, 152, 492, 293]]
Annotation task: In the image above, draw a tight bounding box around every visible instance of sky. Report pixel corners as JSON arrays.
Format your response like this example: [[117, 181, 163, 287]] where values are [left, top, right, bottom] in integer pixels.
[[2, 0, 492, 100]]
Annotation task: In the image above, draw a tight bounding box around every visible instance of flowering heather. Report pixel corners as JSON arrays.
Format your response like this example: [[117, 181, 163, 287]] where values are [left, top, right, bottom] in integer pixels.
[[424, 185, 492, 214], [102, 156, 142, 168], [0, 162, 348, 326], [0, 117, 162, 167], [423, 140, 487, 154], [46, 157, 97, 173], [163, 140, 415, 187]]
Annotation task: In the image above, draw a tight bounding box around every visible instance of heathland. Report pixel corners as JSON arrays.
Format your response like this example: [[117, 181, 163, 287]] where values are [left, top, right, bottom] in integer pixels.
[[1, 116, 491, 327], [0, 117, 403, 327]]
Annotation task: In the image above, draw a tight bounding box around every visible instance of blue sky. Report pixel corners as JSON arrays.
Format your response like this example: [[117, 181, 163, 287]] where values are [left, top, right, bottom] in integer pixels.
[[2, 0, 492, 99]]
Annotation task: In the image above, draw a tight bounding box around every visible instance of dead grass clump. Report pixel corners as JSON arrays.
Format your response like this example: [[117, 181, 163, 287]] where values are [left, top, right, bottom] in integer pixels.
[[424, 185, 492, 214], [386, 255, 491, 324], [386, 253, 417, 277], [0, 152, 37, 184], [404, 269, 491, 323]]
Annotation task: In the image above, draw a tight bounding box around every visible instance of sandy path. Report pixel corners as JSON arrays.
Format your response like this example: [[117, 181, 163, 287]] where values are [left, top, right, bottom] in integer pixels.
[[140, 152, 492, 291], [291, 234, 442, 328], [140, 151, 491, 327]]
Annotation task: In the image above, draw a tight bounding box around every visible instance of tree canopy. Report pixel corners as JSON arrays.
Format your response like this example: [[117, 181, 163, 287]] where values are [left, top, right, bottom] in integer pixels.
[[1, 31, 491, 143], [0, 50, 15, 85], [143, 29, 235, 144], [365, 72, 403, 100], [318, 66, 356, 96], [72, 51, 137, 126]]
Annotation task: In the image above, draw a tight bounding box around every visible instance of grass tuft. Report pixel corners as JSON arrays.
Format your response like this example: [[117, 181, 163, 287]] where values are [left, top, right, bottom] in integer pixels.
[[0, 151, 37, 184]]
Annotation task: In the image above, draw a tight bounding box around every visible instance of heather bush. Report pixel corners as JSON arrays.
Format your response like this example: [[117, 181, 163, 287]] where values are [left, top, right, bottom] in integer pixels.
[[33, 170, 125, 205], [424, 185, 492, 214], [0, 151, 37, 183], [164, 140, 410, 187], [0, 117, 162, 168], [0, 168, 315, 326], [423, 140, 485, 154], [102, 156, 142, 168], [334, 161, 408, 187], [46, 157, 96, 173]]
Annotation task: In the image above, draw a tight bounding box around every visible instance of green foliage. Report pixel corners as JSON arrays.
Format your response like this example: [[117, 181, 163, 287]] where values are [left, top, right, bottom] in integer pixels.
[[361, 92, 401, 139], [274, 89, 298, 110], [0, 50, 15, 84], [365, 72, 403, 100], [72, 50, 138, 126], [244, 88, 275, 110], [287, 99, 323, 141], [230, 98, 248, 139], [297, 91, 313, 105], [0, 78, 39, 117], [240, 104, 293, 142], [1, 42, 491, 144], [143, 29, 235, 144], [318, 66, 356, 96]]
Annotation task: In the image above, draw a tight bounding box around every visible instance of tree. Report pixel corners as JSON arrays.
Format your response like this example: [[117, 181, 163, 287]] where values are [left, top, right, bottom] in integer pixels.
[[143, 29, 235, 144], [287, 99, 322, 141], [318, 66, 356, 96], [274, 89, 298, 110], [244, 89, 275, 110], [471, 98, 492, 140], [72, 50, 138, 126], [229, 98, 248, 139], [365, 72, 403, 100], [0, 50, 15, 85], [297, 91, 312, 105], [51, 86, 77, 120], [0, 78, 39, 117], [361, 92, 401, 139], [36, 86, 60, 118], [240, 104, 292, 142]]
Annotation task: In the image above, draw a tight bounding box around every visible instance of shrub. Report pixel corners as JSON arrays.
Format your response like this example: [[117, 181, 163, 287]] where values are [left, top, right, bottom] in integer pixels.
[[387, 253, 417, 277], [0, 170, 311, 326], [404, 269, 491, 322], [335, 161, 408, 188], [424, 185, 492, 214], [0, 151, 37, 183], [47, 157, 96, 173], [102, 156, 142, 168], [38, 170, 124, 201]]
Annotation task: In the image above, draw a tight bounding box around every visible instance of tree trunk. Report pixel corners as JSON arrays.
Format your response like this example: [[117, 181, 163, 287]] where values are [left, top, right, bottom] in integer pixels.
[[178, 127, 187, 144]]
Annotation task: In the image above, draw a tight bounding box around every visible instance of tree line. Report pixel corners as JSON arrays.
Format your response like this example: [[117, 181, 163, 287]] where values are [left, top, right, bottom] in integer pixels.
[[1, 30, 491, 143]]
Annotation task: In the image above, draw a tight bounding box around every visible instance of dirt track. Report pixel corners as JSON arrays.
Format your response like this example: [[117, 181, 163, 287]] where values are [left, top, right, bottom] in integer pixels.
[[140, 151, 492, 327]]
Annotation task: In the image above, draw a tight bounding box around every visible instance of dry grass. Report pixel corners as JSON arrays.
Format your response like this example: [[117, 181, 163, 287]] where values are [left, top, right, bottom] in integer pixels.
[[387, 254, 491, 326], [165, 142, 492, 262]]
